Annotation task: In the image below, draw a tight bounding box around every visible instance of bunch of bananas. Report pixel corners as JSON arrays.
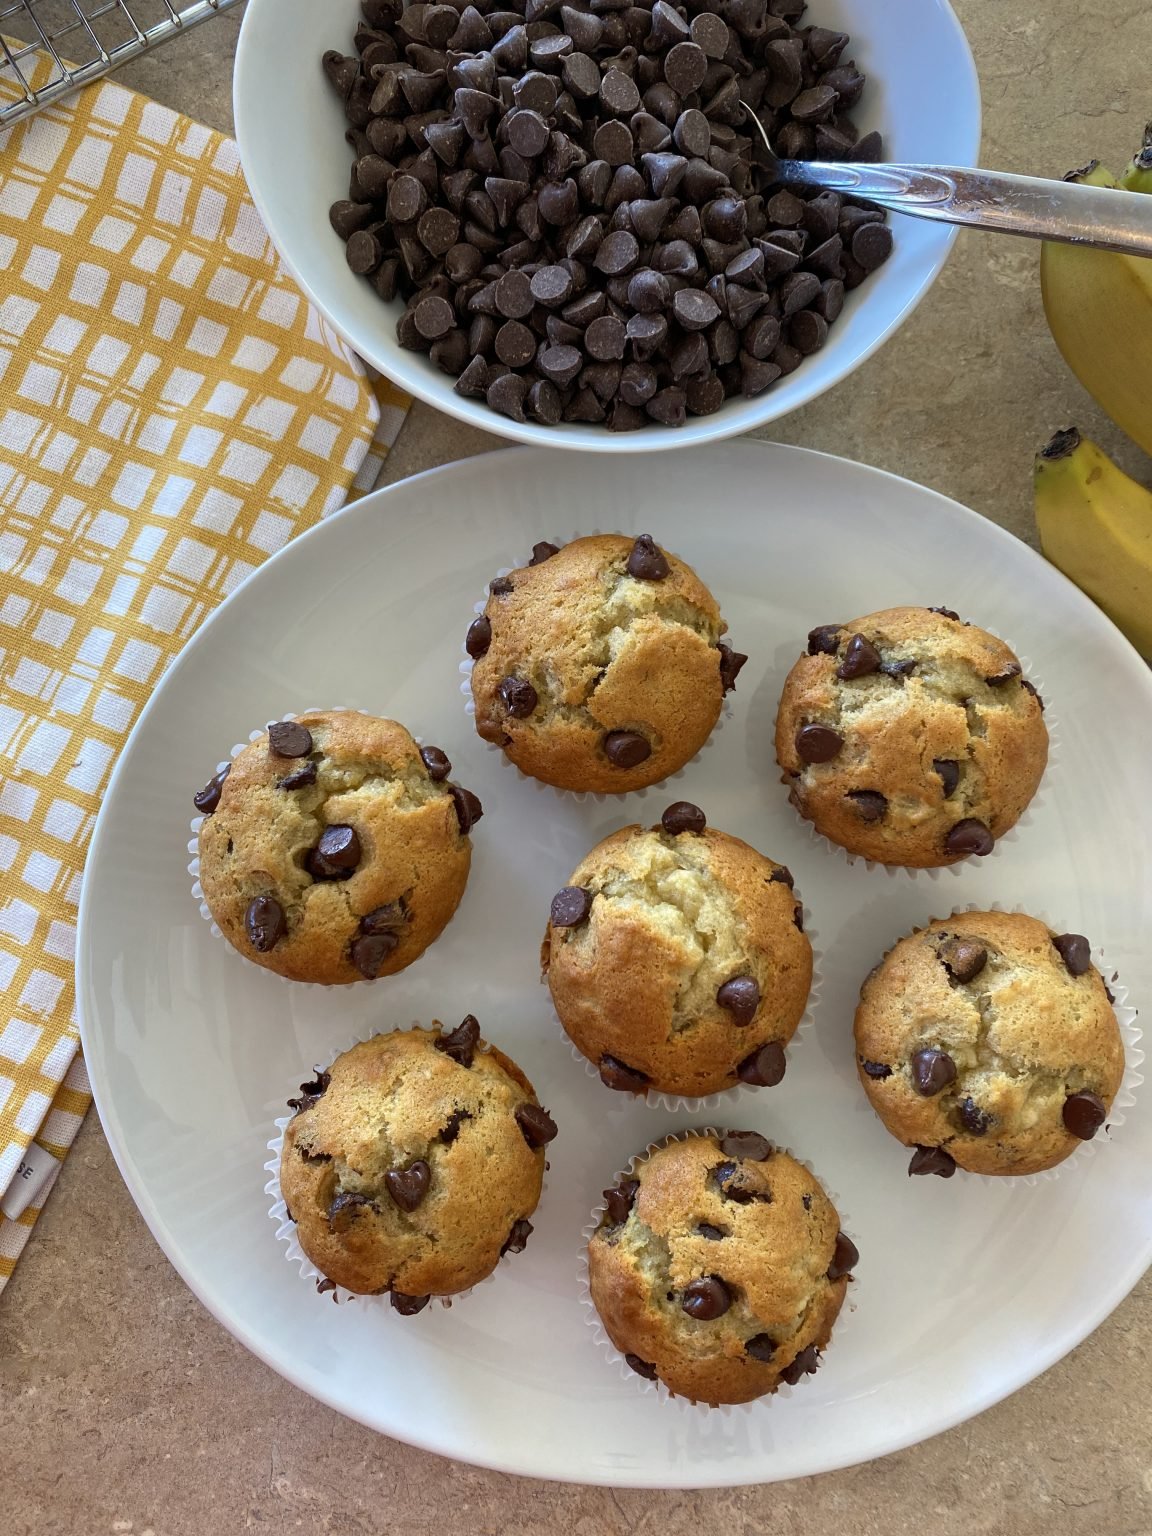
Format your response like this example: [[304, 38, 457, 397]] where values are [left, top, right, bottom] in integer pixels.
[[1035, 130, 1152, 658]]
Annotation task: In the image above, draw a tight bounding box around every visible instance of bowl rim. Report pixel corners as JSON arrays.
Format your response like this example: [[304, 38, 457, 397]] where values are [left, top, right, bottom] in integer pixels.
[[233, 0, 982, 454]]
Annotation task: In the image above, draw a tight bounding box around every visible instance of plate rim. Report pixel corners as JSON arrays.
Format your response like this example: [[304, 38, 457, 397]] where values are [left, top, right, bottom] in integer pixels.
[[77, 441, 1152, 1487], [231, 0, 981, 454]]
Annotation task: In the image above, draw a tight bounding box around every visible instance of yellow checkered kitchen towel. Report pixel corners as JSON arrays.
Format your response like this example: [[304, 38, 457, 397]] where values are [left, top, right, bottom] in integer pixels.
[[0, 55, 412, 1293]]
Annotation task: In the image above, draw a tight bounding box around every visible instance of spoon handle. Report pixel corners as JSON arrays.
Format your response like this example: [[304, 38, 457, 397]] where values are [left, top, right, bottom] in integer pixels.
[[777, 162, 1152, 258]]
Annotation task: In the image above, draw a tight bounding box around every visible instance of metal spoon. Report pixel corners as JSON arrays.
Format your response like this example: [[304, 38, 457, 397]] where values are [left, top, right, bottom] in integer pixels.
[[742, 109, 1152, 258]]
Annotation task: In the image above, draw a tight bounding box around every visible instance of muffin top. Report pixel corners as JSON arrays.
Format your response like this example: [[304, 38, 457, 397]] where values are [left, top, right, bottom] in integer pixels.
[[468, 534, 745, 793], [774, 606, 1048, 867], [854, 911, 1124, 1177], [543, 803, 811, 1097], [587, 1132, 854, 1405], [280, 1023, 556, 1301], [196, 711, 481, 984]]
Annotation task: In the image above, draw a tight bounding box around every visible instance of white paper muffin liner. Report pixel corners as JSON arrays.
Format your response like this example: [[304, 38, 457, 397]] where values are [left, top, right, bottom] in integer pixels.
[[578, 1126, 858, 1414], [264, 1025, 552, 1307], [188, 708, 440, 990], [458, 532, 737, 803], [789, 651, 1059, 882], [550, 906, 823, 1115], [861, 902, 1141, 1189]]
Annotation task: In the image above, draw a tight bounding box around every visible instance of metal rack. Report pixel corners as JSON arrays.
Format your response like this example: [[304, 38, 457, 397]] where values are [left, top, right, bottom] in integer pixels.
[[0, 0, 244, 127]]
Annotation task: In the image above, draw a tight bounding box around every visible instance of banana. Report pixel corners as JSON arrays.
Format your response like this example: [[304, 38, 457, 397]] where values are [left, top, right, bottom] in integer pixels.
[[1040, 152, 1152, 460], [1034, 427, 1152, 659]]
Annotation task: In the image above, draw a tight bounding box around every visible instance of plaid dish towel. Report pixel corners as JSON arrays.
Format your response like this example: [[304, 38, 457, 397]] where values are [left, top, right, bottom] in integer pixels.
[[0, 55, 411, 1293]]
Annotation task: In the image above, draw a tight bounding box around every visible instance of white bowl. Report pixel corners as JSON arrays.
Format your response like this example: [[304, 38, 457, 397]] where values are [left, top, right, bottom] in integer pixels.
[[234, 0, 980, 453]]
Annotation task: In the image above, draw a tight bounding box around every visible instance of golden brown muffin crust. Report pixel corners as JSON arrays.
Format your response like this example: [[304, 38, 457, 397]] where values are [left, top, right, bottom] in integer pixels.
[[197, 711, 477, 983], [854, 911, 1124, 1176], [544, 811, 811, 1097], [774, 607, 1048, 867], [587, 1134, 853, 1405], [469, 534, 741, 792], [280, 1026, 552, 1298]]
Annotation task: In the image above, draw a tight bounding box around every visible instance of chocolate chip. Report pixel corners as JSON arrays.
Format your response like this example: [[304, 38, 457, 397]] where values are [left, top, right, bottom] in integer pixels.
[[307, 824, 361, 880], [390, 1291, 431, 1316], [287, 1068, 330, 1113], [737, 1043, 786, 1087], [939, 936, 987, 984], [807, 624, 843, 656], [604, 1178, 640, 1225], [795, 723, 843, 763], [194, 766, 229, 814], [594, 228, 641, 275], [718, 642, 748, 693], [780, 1344, 819, 1386], [958, 1098, 991, 1136], [327, 1191, 374, 1232], [827, 1232, 858, 1281], [664, 40, 707, 95], [465, 615, 492, 659], [697, 1222, 727, 1241], [498, 675, 538, 717], [716, 976, 760, 1026], [515, 1102, 558, 1148], [599, 1054, 649, 1092], [450, 784, 484, 833], [279, 760, 317, 791], [267, 720, 313, 758], [911, 1048, 956, 1097], [436, 1014, 480, 1067], [1063, 1090, 1107, 1140], [846, 790, 887, 823], [385, 1160, 431, 1212], [745, 1333, 776, 1362], [836, 633, 881, 679], [859, 1059, 892, 1080], [1053, 933, 1092, 977], [908, 1145, 957, 1178], [681, 1276, 731, 1320], [1021, 678, 1045, 710], [934, 759, 960, 798], [661, 801, 706, 835], [853, 221, 893, 272], [985, 662, 1022, 687], [603, 729, 651, 768], [246, 895, 286, 952], [625, 1353, 658, 1379], [928, 605, 961, 621], [945, 818, 994, 858], [350, 929, 400, 978], [769, 865, 794, 888], [625, 533, 669, 580], [719, 1131, 772, 1161], [551, 885, 592, 927], [472, 1203, 520, 1258]]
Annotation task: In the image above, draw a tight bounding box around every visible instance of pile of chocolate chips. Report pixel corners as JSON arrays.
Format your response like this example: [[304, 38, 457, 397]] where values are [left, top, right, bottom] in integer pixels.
[[323, 0, 891, 430]]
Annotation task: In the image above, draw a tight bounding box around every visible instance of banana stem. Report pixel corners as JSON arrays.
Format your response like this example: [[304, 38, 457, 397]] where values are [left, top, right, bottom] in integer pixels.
[[1041, 427, 1082, 461]]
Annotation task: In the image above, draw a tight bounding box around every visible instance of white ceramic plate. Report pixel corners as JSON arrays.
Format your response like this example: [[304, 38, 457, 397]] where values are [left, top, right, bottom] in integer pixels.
[[233, 0, 980, 451], [79, 444, 1152, 1488]]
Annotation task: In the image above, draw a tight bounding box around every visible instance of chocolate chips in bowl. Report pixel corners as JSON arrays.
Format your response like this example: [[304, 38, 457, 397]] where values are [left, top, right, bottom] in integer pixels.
[[324, 0, 891, 432]]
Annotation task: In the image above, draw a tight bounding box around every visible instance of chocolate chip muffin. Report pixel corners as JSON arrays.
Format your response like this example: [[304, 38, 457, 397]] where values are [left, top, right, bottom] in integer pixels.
[[467, 534, 746, 793], [543, 803, 810, 1098], [854, 911, 1124, 1178], [280, 1022, 556, 1304], [587, 1132, 856, 1405], [774, 607, 1048, 867], [195, 712, 483, 984]]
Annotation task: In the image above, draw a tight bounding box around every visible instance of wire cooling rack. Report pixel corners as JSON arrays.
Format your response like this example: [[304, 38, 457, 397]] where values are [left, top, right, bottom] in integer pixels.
[[0, 0, 244, 126]]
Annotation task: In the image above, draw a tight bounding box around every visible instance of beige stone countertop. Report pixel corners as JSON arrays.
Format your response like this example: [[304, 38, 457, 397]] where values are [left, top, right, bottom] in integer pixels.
[[4, 2, 1152, 1531]]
